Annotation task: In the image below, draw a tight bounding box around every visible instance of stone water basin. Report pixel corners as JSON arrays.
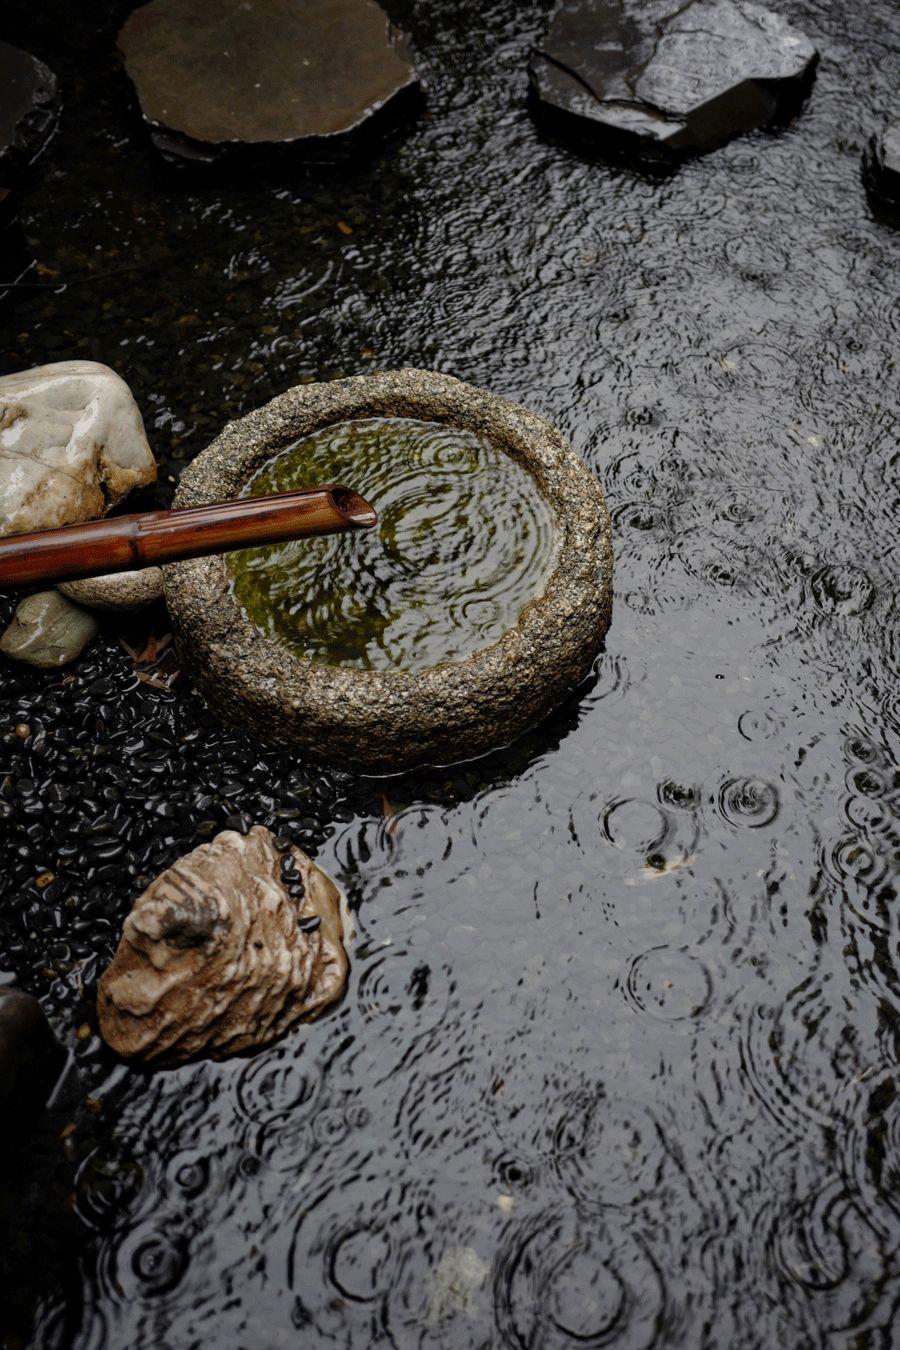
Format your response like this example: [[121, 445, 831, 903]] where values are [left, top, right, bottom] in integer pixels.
[[165, 369, 613, 771]]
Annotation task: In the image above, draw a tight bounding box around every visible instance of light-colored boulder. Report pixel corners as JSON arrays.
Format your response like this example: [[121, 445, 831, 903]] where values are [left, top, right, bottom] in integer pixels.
[[59, 566, 164, 611], [97, 826, 353, 1064], [0, 590, 99, 668], [0, 360, 157, 536]]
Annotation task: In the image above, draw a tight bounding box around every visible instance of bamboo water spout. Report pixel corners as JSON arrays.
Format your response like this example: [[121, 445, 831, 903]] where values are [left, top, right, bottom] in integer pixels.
[[0, 487, 378, 589]]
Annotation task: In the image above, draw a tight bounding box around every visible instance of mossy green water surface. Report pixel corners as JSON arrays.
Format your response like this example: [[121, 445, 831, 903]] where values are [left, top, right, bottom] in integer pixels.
[[226, 418, 558, 670]]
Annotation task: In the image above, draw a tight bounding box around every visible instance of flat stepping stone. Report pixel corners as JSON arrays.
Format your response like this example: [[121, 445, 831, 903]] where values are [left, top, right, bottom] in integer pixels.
[[865, 122, 900, 211], [97, 826, 354, 1064], [530, 0, 817, 160], [0, 42, 60, 216], [118, 0, 421, 164], [0, 987, 64, 1133]]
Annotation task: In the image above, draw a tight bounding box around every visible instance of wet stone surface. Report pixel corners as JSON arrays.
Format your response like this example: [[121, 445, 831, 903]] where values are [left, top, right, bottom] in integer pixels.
[[1, 0, 900, 1346], [0, 41, 59, 191], [530, 0, 818, 159], [98, 825, 352, 1064], [0, 360, 157, 536], [118, 0, 422, 164], [169, 371, 611, 771], [0, 591, 99, 669], [0, 985, 63, 1138], [865, 120, 900, 209], [59, 568, 165, 612]]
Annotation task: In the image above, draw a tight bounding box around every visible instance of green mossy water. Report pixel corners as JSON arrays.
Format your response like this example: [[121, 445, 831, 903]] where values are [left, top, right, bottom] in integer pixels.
[[226, 418, 558, 671]]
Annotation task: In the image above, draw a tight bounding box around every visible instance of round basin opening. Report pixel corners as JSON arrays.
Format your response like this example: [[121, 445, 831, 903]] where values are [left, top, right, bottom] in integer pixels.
[[225, 416, 561, 673]]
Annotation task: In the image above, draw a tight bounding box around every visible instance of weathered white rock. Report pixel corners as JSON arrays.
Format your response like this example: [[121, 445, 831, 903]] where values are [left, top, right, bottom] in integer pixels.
[[0, 590, 99, 668], [0, 360, 157, 536], [97, 826, 353, 1064], [59, 566, 164, 611]]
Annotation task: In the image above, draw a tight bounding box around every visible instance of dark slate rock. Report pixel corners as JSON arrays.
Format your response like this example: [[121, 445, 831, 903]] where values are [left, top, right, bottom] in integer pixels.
[[0, 42, 60, 188], [530, 0, 817, 160], [118, 0, 422, 165], [0, 987, 64, 1143], [864, 122, 900, 210]]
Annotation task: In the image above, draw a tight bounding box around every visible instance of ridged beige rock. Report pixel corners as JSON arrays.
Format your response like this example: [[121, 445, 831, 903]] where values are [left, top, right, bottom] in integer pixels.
[[97, 826, 353, 1064], [59, 566, 164, 611], [0, 360, 157, 536]]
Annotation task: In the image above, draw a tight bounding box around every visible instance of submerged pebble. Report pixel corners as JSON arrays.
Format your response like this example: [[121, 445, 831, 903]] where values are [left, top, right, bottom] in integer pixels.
[[0, 42, 60, 192]]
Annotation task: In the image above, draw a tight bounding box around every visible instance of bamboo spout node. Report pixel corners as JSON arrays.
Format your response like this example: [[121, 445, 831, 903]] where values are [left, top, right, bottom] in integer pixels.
[[0, 487, 377, 590]]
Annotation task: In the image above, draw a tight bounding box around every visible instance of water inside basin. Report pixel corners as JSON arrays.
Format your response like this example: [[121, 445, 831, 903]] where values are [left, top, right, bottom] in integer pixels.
[[226, 417, 558, 671]]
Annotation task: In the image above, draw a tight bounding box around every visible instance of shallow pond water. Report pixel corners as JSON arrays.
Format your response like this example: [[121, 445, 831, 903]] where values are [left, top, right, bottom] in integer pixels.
[[227, 417, 557, 670], [0, 0, 899, 1347]]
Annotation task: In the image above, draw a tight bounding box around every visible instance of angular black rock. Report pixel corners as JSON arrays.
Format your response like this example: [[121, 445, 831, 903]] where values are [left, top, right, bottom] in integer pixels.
[[864, 122, 900, 210], [0, 42, 60, 188], [530, 0, 817, 160], [118, 0, 422, 165], [0, 986, 64, 1143]]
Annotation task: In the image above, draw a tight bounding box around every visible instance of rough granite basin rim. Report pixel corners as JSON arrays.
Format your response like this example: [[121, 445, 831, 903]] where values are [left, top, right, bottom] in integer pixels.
[[164, 369, 613, 772]]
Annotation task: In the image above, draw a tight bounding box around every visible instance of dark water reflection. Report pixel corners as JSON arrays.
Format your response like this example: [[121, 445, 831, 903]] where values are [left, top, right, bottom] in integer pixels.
[[1, 0, 899, 1345]]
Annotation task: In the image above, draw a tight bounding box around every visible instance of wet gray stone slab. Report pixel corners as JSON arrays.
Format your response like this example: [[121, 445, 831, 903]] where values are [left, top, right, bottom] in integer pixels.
[[118, 0, 421, 164], [530, 0, 817, 159], [0, 41, 60, 192]]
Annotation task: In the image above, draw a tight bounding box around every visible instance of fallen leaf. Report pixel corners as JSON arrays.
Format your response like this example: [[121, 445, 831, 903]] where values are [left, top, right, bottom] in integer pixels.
[[136, 668, 181, 691], [381, 794, 400, 835]]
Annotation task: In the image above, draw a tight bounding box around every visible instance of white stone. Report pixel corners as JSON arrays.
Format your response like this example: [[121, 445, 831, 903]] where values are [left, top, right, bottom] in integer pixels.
[[59, 566, 164, 611], [0, 360, 157, 536]]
